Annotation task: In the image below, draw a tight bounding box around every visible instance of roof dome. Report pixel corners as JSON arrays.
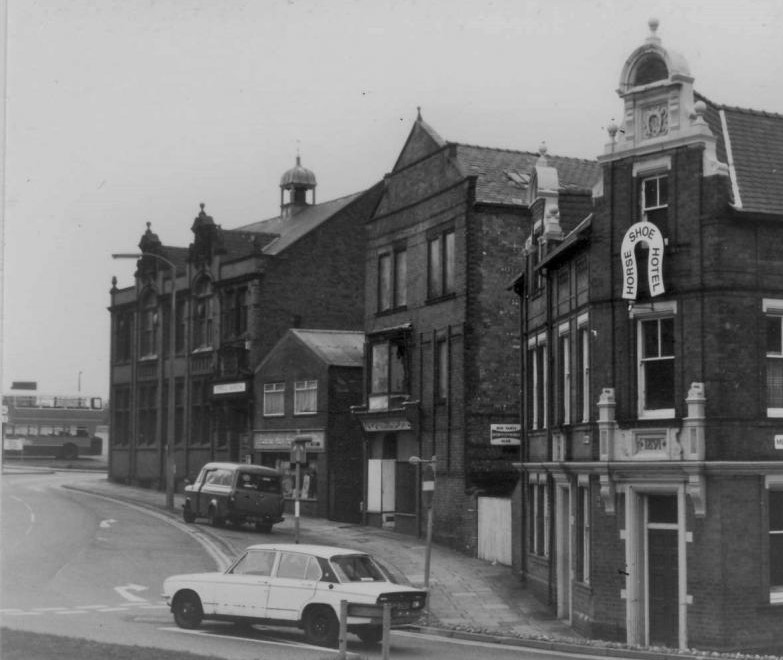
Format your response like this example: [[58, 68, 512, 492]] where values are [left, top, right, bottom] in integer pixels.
[[280, 156, 317, 190]]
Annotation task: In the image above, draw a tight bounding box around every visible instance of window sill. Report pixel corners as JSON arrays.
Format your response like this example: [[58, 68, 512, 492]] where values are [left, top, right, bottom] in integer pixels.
[[139, 354, 158, 362], [191, 346, 214, 354], [293, 412, 318, 417], [426, 292, 456, 305]]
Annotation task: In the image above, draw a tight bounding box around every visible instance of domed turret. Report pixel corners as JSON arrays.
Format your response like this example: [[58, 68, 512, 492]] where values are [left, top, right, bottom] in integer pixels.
[[280, 155, 317, 217]]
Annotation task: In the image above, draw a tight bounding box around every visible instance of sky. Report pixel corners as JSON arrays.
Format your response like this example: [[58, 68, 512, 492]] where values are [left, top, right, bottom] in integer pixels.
[[2, 0, 782, 400]]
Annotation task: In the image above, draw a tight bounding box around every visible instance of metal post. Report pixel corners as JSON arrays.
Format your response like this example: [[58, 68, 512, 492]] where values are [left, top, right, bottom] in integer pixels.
[[338, 600, 348, 659], [294, 460, 301, 543], [165, 280, 176, 511], [381, 602, 391, 660]]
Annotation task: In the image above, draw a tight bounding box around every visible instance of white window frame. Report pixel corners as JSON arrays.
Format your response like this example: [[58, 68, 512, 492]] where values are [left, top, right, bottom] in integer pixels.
[[764, 299, 783, 417], [294, 380, 318, 416], [559, 323, 571, 425], [263, 382, 285, 417], [631, 301, 677, 419], [528, 333, 548, 430], [577, 476, 591, 584], [641, 174, 668, 216], [578, 314, 590, 423]]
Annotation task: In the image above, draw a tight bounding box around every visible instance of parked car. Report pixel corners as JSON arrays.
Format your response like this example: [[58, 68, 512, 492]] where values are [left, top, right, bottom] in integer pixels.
[[182, 462, 284, 532], [162, 543, 428, 647]]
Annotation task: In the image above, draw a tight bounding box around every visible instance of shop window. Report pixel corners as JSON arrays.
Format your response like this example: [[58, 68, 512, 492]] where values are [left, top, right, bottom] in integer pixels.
[[427, 228, 455, 299], [576, 483, 591, 584], [769, 489, 783, 603], [529, 480, 550, 557], [137, 383, 157, 445], [294, 380, 318, 415], [263, 383, 285, 417], [638, 316, 675, 418], [114, 310, 133, 363]]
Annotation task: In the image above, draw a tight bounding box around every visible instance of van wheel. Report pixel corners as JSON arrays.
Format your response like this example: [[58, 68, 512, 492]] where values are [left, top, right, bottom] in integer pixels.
[[303, 605, 339, 647], [172, 591, 203, 629], [183, 505, 196, 523], [255, 522, 272, 533], [61, 443, 78, 460], [207, 506, 224, 527]]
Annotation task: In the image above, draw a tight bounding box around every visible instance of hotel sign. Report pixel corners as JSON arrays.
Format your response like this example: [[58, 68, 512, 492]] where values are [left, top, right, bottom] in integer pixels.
[[490, 424, 521, 446], [360, 418, 412, 433], [213, 381, 247, 396], [621, 221, 665, 300]]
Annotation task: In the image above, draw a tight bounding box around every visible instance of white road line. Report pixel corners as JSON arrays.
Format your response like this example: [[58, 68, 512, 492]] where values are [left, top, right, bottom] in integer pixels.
[[98, 608, 130, 612], [159, 627, 328, 652], [54, 610, 87, 615], [2, 611, 41, 616], [32, 607, 70, 611], [10, 495, 35, 536], [78, 605, 109, 609]]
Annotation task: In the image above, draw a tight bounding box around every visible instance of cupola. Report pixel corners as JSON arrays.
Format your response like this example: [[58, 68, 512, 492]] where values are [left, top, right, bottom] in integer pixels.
[[280, 155, 317, 218], [600, 18, 725, 177]]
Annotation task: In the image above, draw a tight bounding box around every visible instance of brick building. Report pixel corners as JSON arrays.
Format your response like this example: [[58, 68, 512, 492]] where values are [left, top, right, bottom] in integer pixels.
[[512, 22, 783, 653], [253, 329, 365, 523], [352, 113, 597, 557], [108, 158, 382, 488]]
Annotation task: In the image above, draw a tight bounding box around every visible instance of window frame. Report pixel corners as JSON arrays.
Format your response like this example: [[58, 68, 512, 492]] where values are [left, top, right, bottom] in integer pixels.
[[634, 306, 676, 419], [427, 228, 456, 300], [576, 480, 591, 584], [577, 315, 590, 423], [766, 477, 783, 603], [294, 380, 318, 416], [436, 337, 449, 404], [764, 300, 783, 417], [528, 333, 548, 430], [558, 324, 571, 425], [263, 382, 286, 417]]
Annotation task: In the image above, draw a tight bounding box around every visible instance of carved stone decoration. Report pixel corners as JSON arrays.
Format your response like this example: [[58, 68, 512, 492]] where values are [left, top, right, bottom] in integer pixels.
[[600, 474, 616, 515], [686, 474, 706, 517], [642, 104, 669, 139]]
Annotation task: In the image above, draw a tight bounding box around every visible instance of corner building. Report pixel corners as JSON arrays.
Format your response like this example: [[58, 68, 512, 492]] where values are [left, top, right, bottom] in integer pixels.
[[513, 22, 783, 652]]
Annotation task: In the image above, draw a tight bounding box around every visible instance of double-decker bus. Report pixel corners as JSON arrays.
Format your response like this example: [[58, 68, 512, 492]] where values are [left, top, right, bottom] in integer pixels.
[[2, 392, 106, 460]]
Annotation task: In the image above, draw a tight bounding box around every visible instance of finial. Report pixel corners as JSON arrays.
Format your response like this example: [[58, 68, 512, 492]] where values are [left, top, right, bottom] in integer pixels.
[[692, 99, 707, 125], [647, 17, 660, 42], [417, 106, 422, 121], [200, 203, 205, 213], [146, 221, 152, 231], [607, 120, 619, 141]]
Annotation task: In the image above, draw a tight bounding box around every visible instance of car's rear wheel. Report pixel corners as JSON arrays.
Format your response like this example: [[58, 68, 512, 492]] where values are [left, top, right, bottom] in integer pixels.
[[172, 591, 203, 629], [182, 505, 196, 523], [356, 624, 383, 645], [207, 506, 224, 527], [303, 605, 339, 647]]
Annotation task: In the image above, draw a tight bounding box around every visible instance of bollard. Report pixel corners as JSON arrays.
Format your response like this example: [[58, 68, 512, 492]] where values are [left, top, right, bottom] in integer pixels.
[[381, 602, 391, 660], [337, 600, 348, 659]]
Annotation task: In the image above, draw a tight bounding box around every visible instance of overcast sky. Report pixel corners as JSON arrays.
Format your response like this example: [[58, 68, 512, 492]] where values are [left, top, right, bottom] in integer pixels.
[[2, 0, 782, 399]]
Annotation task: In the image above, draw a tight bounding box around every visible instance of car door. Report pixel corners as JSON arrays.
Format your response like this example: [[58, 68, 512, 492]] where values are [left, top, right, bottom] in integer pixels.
[[211, 549, 277, 618], [264, 551, 321, 621]]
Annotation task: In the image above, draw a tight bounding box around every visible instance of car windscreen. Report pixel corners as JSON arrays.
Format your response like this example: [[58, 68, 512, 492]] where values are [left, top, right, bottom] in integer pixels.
[[330, 554, 387, 583], [237, 471, 281, 493]]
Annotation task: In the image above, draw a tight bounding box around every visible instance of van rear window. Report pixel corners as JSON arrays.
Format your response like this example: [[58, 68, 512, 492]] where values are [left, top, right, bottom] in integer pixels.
[[238, 472, 281, 493]]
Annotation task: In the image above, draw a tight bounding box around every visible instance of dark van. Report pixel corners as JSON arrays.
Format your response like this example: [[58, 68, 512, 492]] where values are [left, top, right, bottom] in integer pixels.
[[182, 462, 285, 532]]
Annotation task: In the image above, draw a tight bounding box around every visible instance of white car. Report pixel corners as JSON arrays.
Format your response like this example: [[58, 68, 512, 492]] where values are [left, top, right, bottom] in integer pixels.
[[162, 543, 428, 647]]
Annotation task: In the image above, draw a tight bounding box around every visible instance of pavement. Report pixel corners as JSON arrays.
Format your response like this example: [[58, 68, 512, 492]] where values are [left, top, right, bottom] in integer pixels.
[[5, 461, 769, 659]]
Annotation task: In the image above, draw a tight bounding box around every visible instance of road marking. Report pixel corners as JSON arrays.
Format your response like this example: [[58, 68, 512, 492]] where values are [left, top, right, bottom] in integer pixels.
[[114, 584, 148, 602], [78, 605, 109, 609], [98, 607, 131, 612], [32, 607, 70, 612], [54, 610, 87, 615], [10, 495, 35, 536], [100, 518, 117, 528]]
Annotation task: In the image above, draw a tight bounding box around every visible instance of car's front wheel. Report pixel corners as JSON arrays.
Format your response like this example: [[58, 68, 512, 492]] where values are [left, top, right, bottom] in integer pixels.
[[172, 591, 203, 629], [182, 505, 196, 523], [303, 605, 339, 647], [356, 624, 383, 645]]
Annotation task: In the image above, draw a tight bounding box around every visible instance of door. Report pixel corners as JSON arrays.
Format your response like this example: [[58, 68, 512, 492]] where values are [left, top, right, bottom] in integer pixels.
[[264, 552, 320, 620], [477, 497, 512, 565], [212, 548, 277, 617], [648, 528, 678, 646]]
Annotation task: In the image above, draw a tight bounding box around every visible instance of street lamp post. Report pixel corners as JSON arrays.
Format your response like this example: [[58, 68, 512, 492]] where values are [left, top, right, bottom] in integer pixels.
[[409, 455, 436, 592], [113, 252, 177, 511]]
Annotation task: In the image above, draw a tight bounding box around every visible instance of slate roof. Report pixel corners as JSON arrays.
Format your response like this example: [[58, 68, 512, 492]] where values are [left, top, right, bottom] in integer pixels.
[[452, 143, 601, 206], [235, 191, 366, 255], [721, 105, 783, 216], [290, 329, 365, 367]]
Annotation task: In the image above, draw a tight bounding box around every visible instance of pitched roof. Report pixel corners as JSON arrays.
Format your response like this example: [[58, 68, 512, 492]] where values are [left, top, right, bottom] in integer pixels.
[[290, 329, 365, 367], [235, 191, 366, 255], [452, 144, 601, 206], [720, 105, 783, 216]]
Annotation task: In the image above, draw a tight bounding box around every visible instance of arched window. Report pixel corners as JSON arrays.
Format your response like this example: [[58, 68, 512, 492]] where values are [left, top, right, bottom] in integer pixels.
[[633, 55, 668, 86], [192, 276, 214, 349], [140, 289, 158, 357]]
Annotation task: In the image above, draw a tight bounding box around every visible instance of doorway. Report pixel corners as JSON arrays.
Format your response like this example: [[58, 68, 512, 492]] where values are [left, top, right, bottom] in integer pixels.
[[646, 494, 679, 647]]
